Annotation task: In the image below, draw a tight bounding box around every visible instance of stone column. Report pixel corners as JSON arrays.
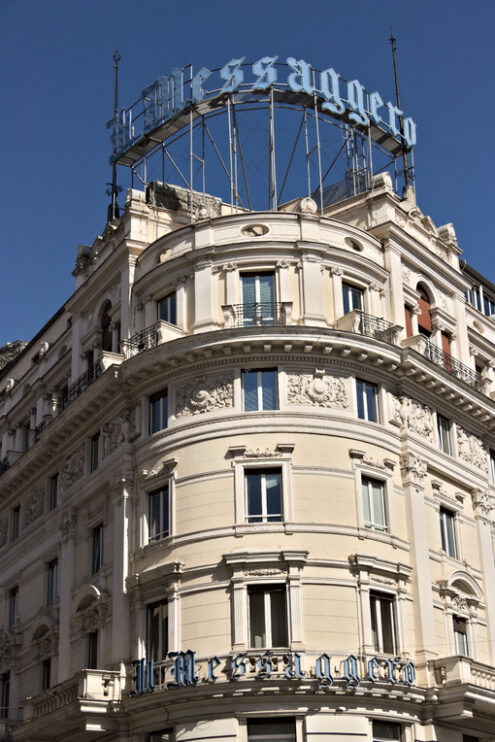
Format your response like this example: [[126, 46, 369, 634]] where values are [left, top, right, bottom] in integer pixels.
[[383, 241, 405, 326], [58, 508, 77, 681], [167, 578, 181, 652], [276, 261, 290, 302], [223, 263, 238, 305], [110, 473, 132, 670], [330, 267, 343, 322], [411, 304, 420, 335], [193, 261, 218, 332], [400, 453, 437, 667], [232, 569, 247, 649], [176, 276, 187, 329], [287, 566, 303, 649], [143, 294, 154, 329], [300, 255, 326, 326], [471, 489, 495, 663]]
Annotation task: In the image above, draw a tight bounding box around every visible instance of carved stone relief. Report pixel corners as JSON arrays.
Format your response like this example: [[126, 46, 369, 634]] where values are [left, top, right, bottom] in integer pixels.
[[400, 454, 427, 483], [471, 488, 493, 517], [175, 373, 233, 417], [102, 421, 123, 458], [287, 370, 349, 409], [24, 488, 44, 526], [61, 446, 86, 490], [392, 395, 434, 441], [456, 427, 488, 474], [59, 508, 77, 541]]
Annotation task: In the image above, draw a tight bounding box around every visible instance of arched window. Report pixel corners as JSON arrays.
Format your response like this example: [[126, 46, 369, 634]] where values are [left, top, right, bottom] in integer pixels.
[[417, 285, 432, 338], [100, 301, 112, 352]]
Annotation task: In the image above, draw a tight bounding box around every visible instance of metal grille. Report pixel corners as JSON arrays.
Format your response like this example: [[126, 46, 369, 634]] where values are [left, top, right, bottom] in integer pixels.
[[423, 340, 482, 390], [232, 303, 285, 327], [60, 360, 102, 410], [124, 326, 159, 358], [357, 312, 397, 345]]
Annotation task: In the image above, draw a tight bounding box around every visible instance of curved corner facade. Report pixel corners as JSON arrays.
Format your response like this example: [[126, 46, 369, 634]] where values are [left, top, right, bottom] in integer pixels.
[[1, 175, 495, 742]]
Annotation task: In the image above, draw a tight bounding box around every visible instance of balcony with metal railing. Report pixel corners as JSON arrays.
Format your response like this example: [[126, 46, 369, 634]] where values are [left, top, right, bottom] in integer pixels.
[[60, 360, 102, 410], [122, 325, 159, 359], [402, 335, 484, 392], [222, 302, 293, 328], [336, 310, 401, 345]]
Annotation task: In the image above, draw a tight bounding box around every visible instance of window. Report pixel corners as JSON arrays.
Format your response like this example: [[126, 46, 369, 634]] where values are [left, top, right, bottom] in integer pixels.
[[242, 369, 277, 411], [343, 283, 364, 314], [248, 586, 288, 648], [149, 731, 174, 742], [149, 389, 168, 434], [437, 414, 451, 455], [247, 718, 296, 741], [47, 559, 58, 605], [453, 615, 469, 655], [370, 591, 396, 654], [90, 432, 100, 472], [8, 587, 18, 630], [373, 720, 401, 742], [356, 379, 378, 422], [41, 658, 51, 691], [149, 487, 170, 542], [87, 631, 98, 668], [147, 601, 169, 661], [11, 505, 20, 541], [417, 286, 432, 337], [241, 272, 275, 326], [490, 450, 495, 484], [158, 293, 177, 325], [439, 508, 457, 558], [362, 477, 387, 531], [0, 672, 10, 719], [245, 469, 282, 523], [91, 524, 104, 574], [101, 301, 113, 352], [49, 474, 58, 511]]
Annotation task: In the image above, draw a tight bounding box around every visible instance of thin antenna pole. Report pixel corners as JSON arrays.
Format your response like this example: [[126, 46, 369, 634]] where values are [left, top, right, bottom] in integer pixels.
[[389, 30, 410, 188], [111, 49, 121, 221]]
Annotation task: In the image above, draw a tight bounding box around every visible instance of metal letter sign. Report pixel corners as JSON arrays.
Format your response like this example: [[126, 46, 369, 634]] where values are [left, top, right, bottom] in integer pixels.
[[108, 55, 417, 164]]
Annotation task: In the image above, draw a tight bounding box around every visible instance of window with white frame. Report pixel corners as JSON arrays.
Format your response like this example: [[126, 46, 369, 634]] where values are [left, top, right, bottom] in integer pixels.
[[248, 585, 288, 648], [439, 507, 457, 558], [247, 718, 296, 741], [148, 486, 170, 542], [372, 720, 401, 742], [149, 389, 168, 434], [147, 600, 169, 662], [242, 369, 278, 411], [362, 476, 387, 531], [343, 282, 364, 314], [437, 414, 452, 455], [245, 468, 282, 523], [356, 379, 378, 422], [370, 591, 396, 654], [241, 272, 276, 325], [453, 615, 469, 655], [157, 293, 177, 325]]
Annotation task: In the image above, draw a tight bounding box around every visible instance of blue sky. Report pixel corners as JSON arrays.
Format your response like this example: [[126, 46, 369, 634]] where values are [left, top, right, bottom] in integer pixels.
[[1, 0, 494, 345]]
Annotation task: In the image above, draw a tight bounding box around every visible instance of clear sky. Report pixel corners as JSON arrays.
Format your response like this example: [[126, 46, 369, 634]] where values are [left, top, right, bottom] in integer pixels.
[[1, 0, 494, 345]]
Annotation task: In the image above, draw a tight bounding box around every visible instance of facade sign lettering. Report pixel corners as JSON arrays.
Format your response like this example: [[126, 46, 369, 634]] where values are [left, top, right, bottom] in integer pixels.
[[108, 56, 416, 162], [131, 650, 416, 695]]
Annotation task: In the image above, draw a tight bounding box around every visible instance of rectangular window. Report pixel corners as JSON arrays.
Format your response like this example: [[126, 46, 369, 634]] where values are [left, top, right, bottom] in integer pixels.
[[370, 591, 396, 654], [158, 293, 177, 325], [437, 414, 451, 455], [149, 389, 168, 434], [241, 272, 275, 326], [146, 601, 169, 662], [242, 369, 277, 411], [373, 720, 401, 742], [439, 508, 457, 558], [11, 505, 20, 541], [91, 524, 104, 574], [47, 559, 58, 605], [49, 473, 58, 511], [362, 477, 387, 531], [0, 672, 10, 719], [41, 658, 51, 691], [87, 631, 98, 669], [149, 486, 170, 542], [248, 586, 288, 648], [490, 450, 495, 485], [343, 283, 364, 314], [453, 615, 469, 656], [8, 587, 18, 630], [90, 432, 100, 472], [245, 469, 282, 523], [247, 718, 296, 741], [356, 379, 378, 422]]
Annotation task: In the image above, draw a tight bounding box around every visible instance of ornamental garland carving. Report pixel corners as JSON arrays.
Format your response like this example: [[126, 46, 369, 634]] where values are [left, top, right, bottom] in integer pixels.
[[392, 396, 433, 441], [61, 446, 85, 490], [287, 370, 349, 409], [175, 373, 233, 417], [24, 488, 44, 526], [456, 427, 488, 474], [244, 448, 278, 458], [0, 519, 7, 547]]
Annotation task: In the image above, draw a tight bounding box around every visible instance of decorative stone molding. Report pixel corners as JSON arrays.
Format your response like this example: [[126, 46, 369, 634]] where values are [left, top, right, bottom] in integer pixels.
[[222, 262, 238, 272], [400, 454, 427, 483], [82, 604, 108, 632], [244, 568, 285, 577], [299, 196, 317, 214], [0, 629, 21, 667], [24, 488, 44, 526], [456, 427, 488, 474], [141, 458, 178, 483], [120, 405, 137, 441], [59, 508, 77, 541], [392, 395, 434, 441], [102, 421, 123, 458], [287, 369, 349, 409], [86, 495, 109, 523], [349, 449, 395, 472], [244, 448, 279, 458], [471, 488, 493, 517], [329, 267, 343, 277], [276, 260, 291, 269], [61, 445, 86, 490], [175, 373, 233, 417], [0, 518, 8, 547]]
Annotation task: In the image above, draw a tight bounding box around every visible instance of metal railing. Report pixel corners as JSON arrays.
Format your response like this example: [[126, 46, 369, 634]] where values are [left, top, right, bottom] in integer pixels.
[[123, 326, 159, 359], [60, 360, 102, 410], [232, 302, 286, 327], [423, 340, 482, 391], [357, 312, 398, 344], [0, 457, 10, 475]]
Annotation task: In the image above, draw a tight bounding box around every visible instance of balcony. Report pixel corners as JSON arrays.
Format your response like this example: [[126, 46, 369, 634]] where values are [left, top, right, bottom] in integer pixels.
[[337, 310, 401, 345], [403, 335, 483, 392], [223, 302, 293, 328], [122, 325, 159, 359], [432, 655, 495, 692], [60, 360, 102, 411]]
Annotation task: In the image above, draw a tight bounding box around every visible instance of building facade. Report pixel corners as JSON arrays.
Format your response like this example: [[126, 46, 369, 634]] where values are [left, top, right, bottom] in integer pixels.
[[0, 171, 495, 742]]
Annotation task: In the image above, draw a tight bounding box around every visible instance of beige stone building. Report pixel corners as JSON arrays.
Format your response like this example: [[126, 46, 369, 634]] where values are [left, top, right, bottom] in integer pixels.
[[0, 171, 495, 742]]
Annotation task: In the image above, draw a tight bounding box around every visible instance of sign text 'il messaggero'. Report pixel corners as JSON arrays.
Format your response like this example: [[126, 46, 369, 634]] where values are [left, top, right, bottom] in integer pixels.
[[131, 651, 416, 695], [109, 56, 417, 162]]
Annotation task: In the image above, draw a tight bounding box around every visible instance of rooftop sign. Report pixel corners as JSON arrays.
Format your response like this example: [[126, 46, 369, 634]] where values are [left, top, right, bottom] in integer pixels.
[[108, 56, 416, 165]]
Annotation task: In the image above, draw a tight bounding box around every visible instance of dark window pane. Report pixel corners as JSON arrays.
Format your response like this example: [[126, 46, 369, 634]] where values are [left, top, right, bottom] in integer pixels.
[[261, 370, 277, 410], [246, 473, 263, 522], [270, 589, 287, 646], [249, 590, 266, 648], [265, 471, 282, 521], [243, 371, 259, 411]]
